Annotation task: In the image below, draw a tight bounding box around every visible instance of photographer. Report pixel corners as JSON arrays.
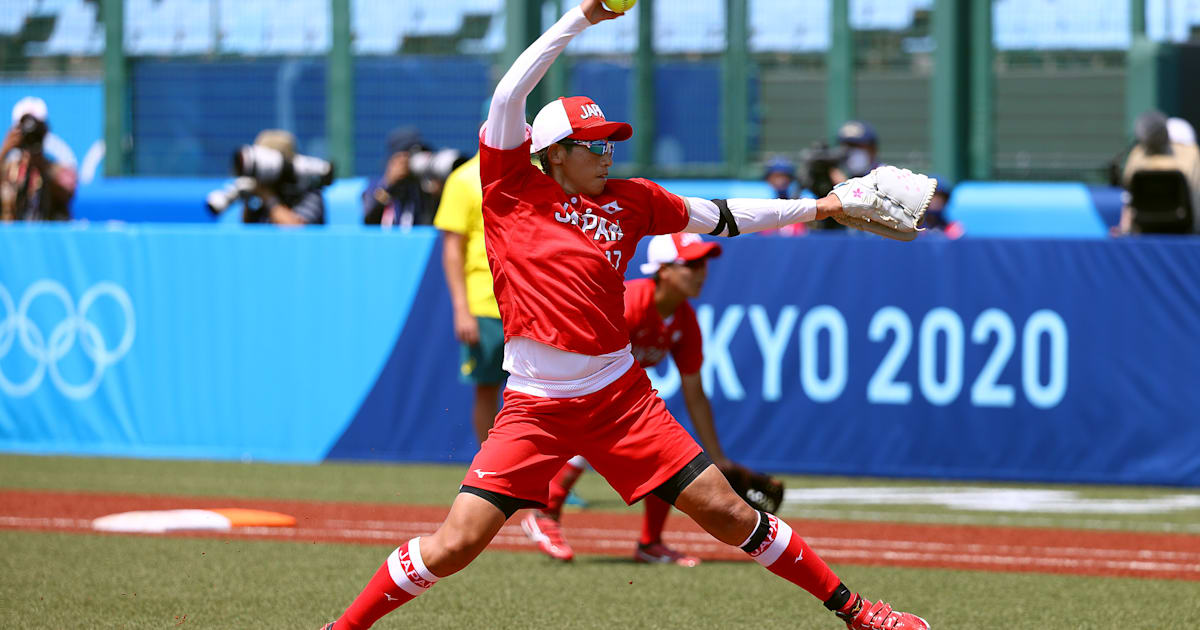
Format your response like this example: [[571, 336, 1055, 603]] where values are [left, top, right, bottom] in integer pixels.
[[233, 130, 326, 225], [830, 119, 881, 185], [363, 126, 463, 227], [1, 97, 76, 222]]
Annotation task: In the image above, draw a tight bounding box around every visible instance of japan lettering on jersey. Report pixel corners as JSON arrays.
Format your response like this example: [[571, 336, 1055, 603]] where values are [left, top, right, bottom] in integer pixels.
[[623, 278, 704, 375], [479, 138, 689, 356]]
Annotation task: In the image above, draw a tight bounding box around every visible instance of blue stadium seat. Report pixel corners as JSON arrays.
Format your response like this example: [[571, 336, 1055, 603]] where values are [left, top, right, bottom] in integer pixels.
[[27, 0, 102, 56], [993, 0, 1128, 50], [265, 0, 329, 54], [850, 0, 914, 30], [32, 0, 75, 17], [749, 0, 830, 53], [219, 0, 268, 55], [0, 0, 37, 35], [177, 0, 217, 55], [410, 0, 465, 36], [655, 0, 724, 54], [462, 0, 502, 15], [568, 7, 637, 54], [458, 12, 503, 55], [353, 0, 411, 54]]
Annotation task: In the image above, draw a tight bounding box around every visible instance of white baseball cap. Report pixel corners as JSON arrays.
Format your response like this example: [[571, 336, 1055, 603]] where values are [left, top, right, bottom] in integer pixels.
[[1167, 117, 1196, 147], [640, 233, 723, 275], [530, 96, 632, 153], [11, 96, 48, 125]]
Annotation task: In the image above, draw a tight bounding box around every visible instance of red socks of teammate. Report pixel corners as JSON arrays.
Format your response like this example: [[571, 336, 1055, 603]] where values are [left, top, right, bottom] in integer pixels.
[[542, 459, 586, 519], [334, 538, 439, 630], [639, 494, 672, 545], [740, 512, 842, 602]]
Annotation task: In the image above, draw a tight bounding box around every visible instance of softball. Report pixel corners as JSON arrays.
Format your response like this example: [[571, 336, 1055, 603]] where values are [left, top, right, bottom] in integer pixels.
[[603, 0, 636, 13]]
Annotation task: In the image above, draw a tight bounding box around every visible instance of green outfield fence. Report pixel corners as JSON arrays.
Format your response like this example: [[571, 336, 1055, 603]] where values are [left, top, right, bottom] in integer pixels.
[[1, 0, 1197, 182]]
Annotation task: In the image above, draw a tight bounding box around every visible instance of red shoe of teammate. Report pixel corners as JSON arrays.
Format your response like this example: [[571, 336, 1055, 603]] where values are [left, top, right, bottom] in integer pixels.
[[633, 542, 701, 567], [521, 511, 575, 562], [836, 594, 930, 630]]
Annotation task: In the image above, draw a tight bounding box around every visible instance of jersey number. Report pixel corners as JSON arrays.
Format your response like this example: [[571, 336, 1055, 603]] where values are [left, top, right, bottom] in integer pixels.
[[605, 250, 622, 269]]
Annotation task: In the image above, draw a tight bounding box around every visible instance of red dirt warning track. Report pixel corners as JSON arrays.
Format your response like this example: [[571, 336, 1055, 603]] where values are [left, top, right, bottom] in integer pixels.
[[3, 489, 1199, 581]]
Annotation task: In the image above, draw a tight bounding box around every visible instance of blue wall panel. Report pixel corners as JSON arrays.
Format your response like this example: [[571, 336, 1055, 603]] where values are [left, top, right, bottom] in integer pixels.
[[0, 224, 435, 462]]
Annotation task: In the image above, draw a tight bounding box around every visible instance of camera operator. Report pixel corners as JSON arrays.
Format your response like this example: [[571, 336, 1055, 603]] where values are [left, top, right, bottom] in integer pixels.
[[1, 97, 76, 222], [364, 126, 464, 227], [794, 120, 881, 231], [830, 120, 881, 185], [231, 130, 326, 225]]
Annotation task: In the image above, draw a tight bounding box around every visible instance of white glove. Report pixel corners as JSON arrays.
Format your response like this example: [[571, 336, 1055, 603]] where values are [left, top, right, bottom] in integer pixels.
[[830, 166, 937, 241]]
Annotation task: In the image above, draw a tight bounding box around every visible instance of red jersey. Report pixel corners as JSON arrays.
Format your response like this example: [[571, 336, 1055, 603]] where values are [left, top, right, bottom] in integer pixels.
[[623, 278, 704, 375], [479, 140, 689, 356]]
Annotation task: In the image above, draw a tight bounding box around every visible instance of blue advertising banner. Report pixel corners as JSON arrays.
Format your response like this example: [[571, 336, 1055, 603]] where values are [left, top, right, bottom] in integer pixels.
[[636, 235, 1200, 486], [0, 224, 442, 462], [3, 224, 1199, 486]]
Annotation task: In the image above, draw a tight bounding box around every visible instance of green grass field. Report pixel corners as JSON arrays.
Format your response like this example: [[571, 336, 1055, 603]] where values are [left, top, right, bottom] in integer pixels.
[[3, 454, 1199, 629]]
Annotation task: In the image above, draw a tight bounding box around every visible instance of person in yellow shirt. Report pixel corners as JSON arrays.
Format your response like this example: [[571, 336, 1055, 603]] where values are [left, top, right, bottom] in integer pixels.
[[433, 153, 505, 443]]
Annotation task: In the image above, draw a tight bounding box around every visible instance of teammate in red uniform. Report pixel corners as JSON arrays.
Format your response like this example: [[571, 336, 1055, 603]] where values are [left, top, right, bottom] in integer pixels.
[[321, 2, 932, 629], [521, 232, 755, 567]]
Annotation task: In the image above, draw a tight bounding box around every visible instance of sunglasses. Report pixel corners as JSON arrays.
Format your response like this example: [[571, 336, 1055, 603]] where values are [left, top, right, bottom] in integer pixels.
[[560, 139, 615, 157]]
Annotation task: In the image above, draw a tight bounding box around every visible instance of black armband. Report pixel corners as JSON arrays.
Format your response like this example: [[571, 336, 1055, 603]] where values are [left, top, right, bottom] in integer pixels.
[[707, 198, 740, 237]]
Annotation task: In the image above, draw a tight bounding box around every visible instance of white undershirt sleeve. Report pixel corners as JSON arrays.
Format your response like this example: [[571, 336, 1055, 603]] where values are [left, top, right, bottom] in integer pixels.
[[683, 196, 818, 235], [483, 8, 591, 150]]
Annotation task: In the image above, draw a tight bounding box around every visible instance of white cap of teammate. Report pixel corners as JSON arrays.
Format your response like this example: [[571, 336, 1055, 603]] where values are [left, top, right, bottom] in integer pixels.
[[531, 96, 633, 153], [640, 233, 723, 275]]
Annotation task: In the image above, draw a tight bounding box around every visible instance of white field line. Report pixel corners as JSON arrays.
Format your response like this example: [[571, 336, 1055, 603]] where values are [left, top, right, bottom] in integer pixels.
[[5, 514, 1200, 575], [779, 507, 1200, 534], [813, 547, 1200, 574]]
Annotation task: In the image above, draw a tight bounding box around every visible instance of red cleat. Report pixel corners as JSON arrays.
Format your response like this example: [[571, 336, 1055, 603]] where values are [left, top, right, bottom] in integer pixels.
[[837, 594, 929, 630], [521, 511, 575, 562], [633, 542, 701, 567]]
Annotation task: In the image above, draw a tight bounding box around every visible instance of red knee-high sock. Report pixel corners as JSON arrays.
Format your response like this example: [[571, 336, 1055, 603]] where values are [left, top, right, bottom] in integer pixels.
[[335, 538, 439, 630], [741, 513, 841, 601], [543, 459, 585, 519], [639, 494, 672, 545]]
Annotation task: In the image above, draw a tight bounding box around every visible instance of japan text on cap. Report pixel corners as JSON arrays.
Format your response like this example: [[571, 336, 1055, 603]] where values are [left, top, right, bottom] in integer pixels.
[[531, 96, 632, 153]]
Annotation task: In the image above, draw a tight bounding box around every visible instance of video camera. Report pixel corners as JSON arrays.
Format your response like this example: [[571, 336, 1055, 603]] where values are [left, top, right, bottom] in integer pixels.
[[16, 114, 47, 152], [407, 148, 465, 184], [797, 141, 846, 199], [205, 145, 335, 216]]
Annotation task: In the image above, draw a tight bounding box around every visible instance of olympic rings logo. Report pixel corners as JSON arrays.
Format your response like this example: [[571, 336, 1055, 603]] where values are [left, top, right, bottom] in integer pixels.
[[0, 280, 135, 400]]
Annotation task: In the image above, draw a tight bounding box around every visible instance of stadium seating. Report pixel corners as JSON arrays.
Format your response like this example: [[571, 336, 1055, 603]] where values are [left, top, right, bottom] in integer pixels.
[[749, 0, 829, 53], [353, 0, 410, 54], [126, 0, 216, 56], [458, 11, 503, 55], [219, 0, 268, 55], [0, 0, 37, 35], [568, 7, 638, 54], [656, 0, 725, 54], [409, 0, 465, 37], [12, 0, 1200, 58], [26, 0, 103, 56]]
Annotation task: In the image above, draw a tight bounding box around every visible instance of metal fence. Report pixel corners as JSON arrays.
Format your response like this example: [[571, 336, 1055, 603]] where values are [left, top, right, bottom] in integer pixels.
[[1, 0, 1198, 182]]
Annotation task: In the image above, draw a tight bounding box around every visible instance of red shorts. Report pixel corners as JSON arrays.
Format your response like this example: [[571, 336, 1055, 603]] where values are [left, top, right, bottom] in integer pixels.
[[462, 365, 702, 506]]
